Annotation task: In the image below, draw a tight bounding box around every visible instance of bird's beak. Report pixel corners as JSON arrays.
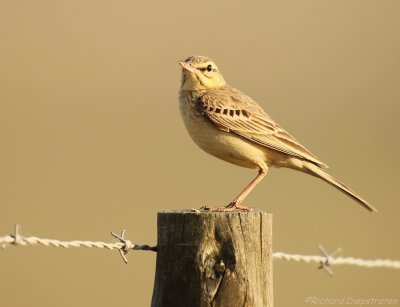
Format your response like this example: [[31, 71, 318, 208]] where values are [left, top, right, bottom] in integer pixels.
[[179, 61, 197, 73]]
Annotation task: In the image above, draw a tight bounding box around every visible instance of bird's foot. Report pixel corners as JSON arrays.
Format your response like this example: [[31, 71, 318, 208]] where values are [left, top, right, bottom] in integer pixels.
[[201, 201, 252, 212]]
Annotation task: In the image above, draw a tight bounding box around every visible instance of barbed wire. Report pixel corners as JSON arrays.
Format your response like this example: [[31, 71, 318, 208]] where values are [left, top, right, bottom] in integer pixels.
[[274, 245, 399, 276], [274, 252, 400, 268], [0, 224, 156, 264], [1, 225, 399, 274]]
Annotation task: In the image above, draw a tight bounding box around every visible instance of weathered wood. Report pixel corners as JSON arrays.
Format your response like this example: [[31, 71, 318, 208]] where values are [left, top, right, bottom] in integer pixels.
[[151, 210, 272, 307]]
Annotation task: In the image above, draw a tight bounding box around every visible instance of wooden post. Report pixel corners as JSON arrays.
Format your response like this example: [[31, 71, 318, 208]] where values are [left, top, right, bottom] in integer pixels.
[[151, 210, 273, 307]]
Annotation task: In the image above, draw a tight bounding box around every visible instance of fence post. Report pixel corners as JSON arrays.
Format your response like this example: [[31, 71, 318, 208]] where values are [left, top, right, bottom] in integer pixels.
[[151, 209, 273, 307]]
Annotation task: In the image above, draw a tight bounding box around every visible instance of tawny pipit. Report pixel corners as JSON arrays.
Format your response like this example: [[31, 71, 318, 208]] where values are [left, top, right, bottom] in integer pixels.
[[178, 55, 377, 212]]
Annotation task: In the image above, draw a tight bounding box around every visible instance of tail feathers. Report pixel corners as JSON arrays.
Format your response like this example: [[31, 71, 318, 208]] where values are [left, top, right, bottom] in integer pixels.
[[304, 163, 377, 213]]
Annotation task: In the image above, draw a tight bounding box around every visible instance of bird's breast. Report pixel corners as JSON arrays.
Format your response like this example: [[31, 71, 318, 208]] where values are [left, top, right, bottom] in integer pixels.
[[179, 92, 269, 170]]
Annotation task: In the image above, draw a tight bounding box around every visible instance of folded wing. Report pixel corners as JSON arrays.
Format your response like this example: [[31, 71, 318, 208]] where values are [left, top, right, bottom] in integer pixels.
[[197, 87, 328, 168]]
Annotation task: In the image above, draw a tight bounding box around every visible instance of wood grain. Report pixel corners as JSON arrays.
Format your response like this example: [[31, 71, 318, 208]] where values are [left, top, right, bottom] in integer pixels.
[[151, 210, 272, 307]]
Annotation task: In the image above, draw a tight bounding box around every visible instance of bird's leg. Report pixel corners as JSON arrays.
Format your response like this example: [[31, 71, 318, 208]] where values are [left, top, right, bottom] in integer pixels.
[[226, 169, 267, 210], [202, 169, 267, 212]]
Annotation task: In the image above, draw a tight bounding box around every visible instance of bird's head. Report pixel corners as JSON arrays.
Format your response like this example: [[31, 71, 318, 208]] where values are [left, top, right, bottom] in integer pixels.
[[179, 56, 226, 91]]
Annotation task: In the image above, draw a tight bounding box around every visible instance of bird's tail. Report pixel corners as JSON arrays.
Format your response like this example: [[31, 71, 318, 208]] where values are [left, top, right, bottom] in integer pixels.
[[303, 163, 377, 213]]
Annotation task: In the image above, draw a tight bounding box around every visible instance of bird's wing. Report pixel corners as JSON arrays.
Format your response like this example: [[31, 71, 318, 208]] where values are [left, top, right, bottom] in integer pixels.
[[197, 87, 328, 168]]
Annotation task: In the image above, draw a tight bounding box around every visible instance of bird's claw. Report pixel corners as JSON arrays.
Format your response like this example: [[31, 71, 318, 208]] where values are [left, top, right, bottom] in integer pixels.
[[200, 202, 252, 212]]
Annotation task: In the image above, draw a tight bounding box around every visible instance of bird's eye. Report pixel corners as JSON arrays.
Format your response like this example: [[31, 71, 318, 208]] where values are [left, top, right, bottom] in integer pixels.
[[207, 64, 212, 72]]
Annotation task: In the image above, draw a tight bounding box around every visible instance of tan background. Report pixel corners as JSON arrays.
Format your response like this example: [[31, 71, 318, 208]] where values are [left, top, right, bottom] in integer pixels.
[[1, 1, 399, 306]]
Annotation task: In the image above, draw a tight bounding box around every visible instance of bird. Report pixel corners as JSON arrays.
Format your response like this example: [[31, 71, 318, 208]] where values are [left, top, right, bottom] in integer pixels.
[[178, 55, 377, 213]]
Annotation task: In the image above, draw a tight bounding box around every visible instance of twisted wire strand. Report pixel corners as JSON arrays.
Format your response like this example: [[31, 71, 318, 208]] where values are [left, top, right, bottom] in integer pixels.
[[0, 226, 157, 263], [0, 234, 124, 250], [273, 252, 400, 269]]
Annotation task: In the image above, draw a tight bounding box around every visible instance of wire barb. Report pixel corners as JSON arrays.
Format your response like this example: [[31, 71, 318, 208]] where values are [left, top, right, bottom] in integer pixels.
[[111, 230, 135, 264], [12, 223, 21, 245], [317, 245, 341, 276]]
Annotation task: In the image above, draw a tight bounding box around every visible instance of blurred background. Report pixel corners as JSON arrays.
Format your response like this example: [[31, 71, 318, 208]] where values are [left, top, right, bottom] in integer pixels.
[[1, 1, 399, 306]]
